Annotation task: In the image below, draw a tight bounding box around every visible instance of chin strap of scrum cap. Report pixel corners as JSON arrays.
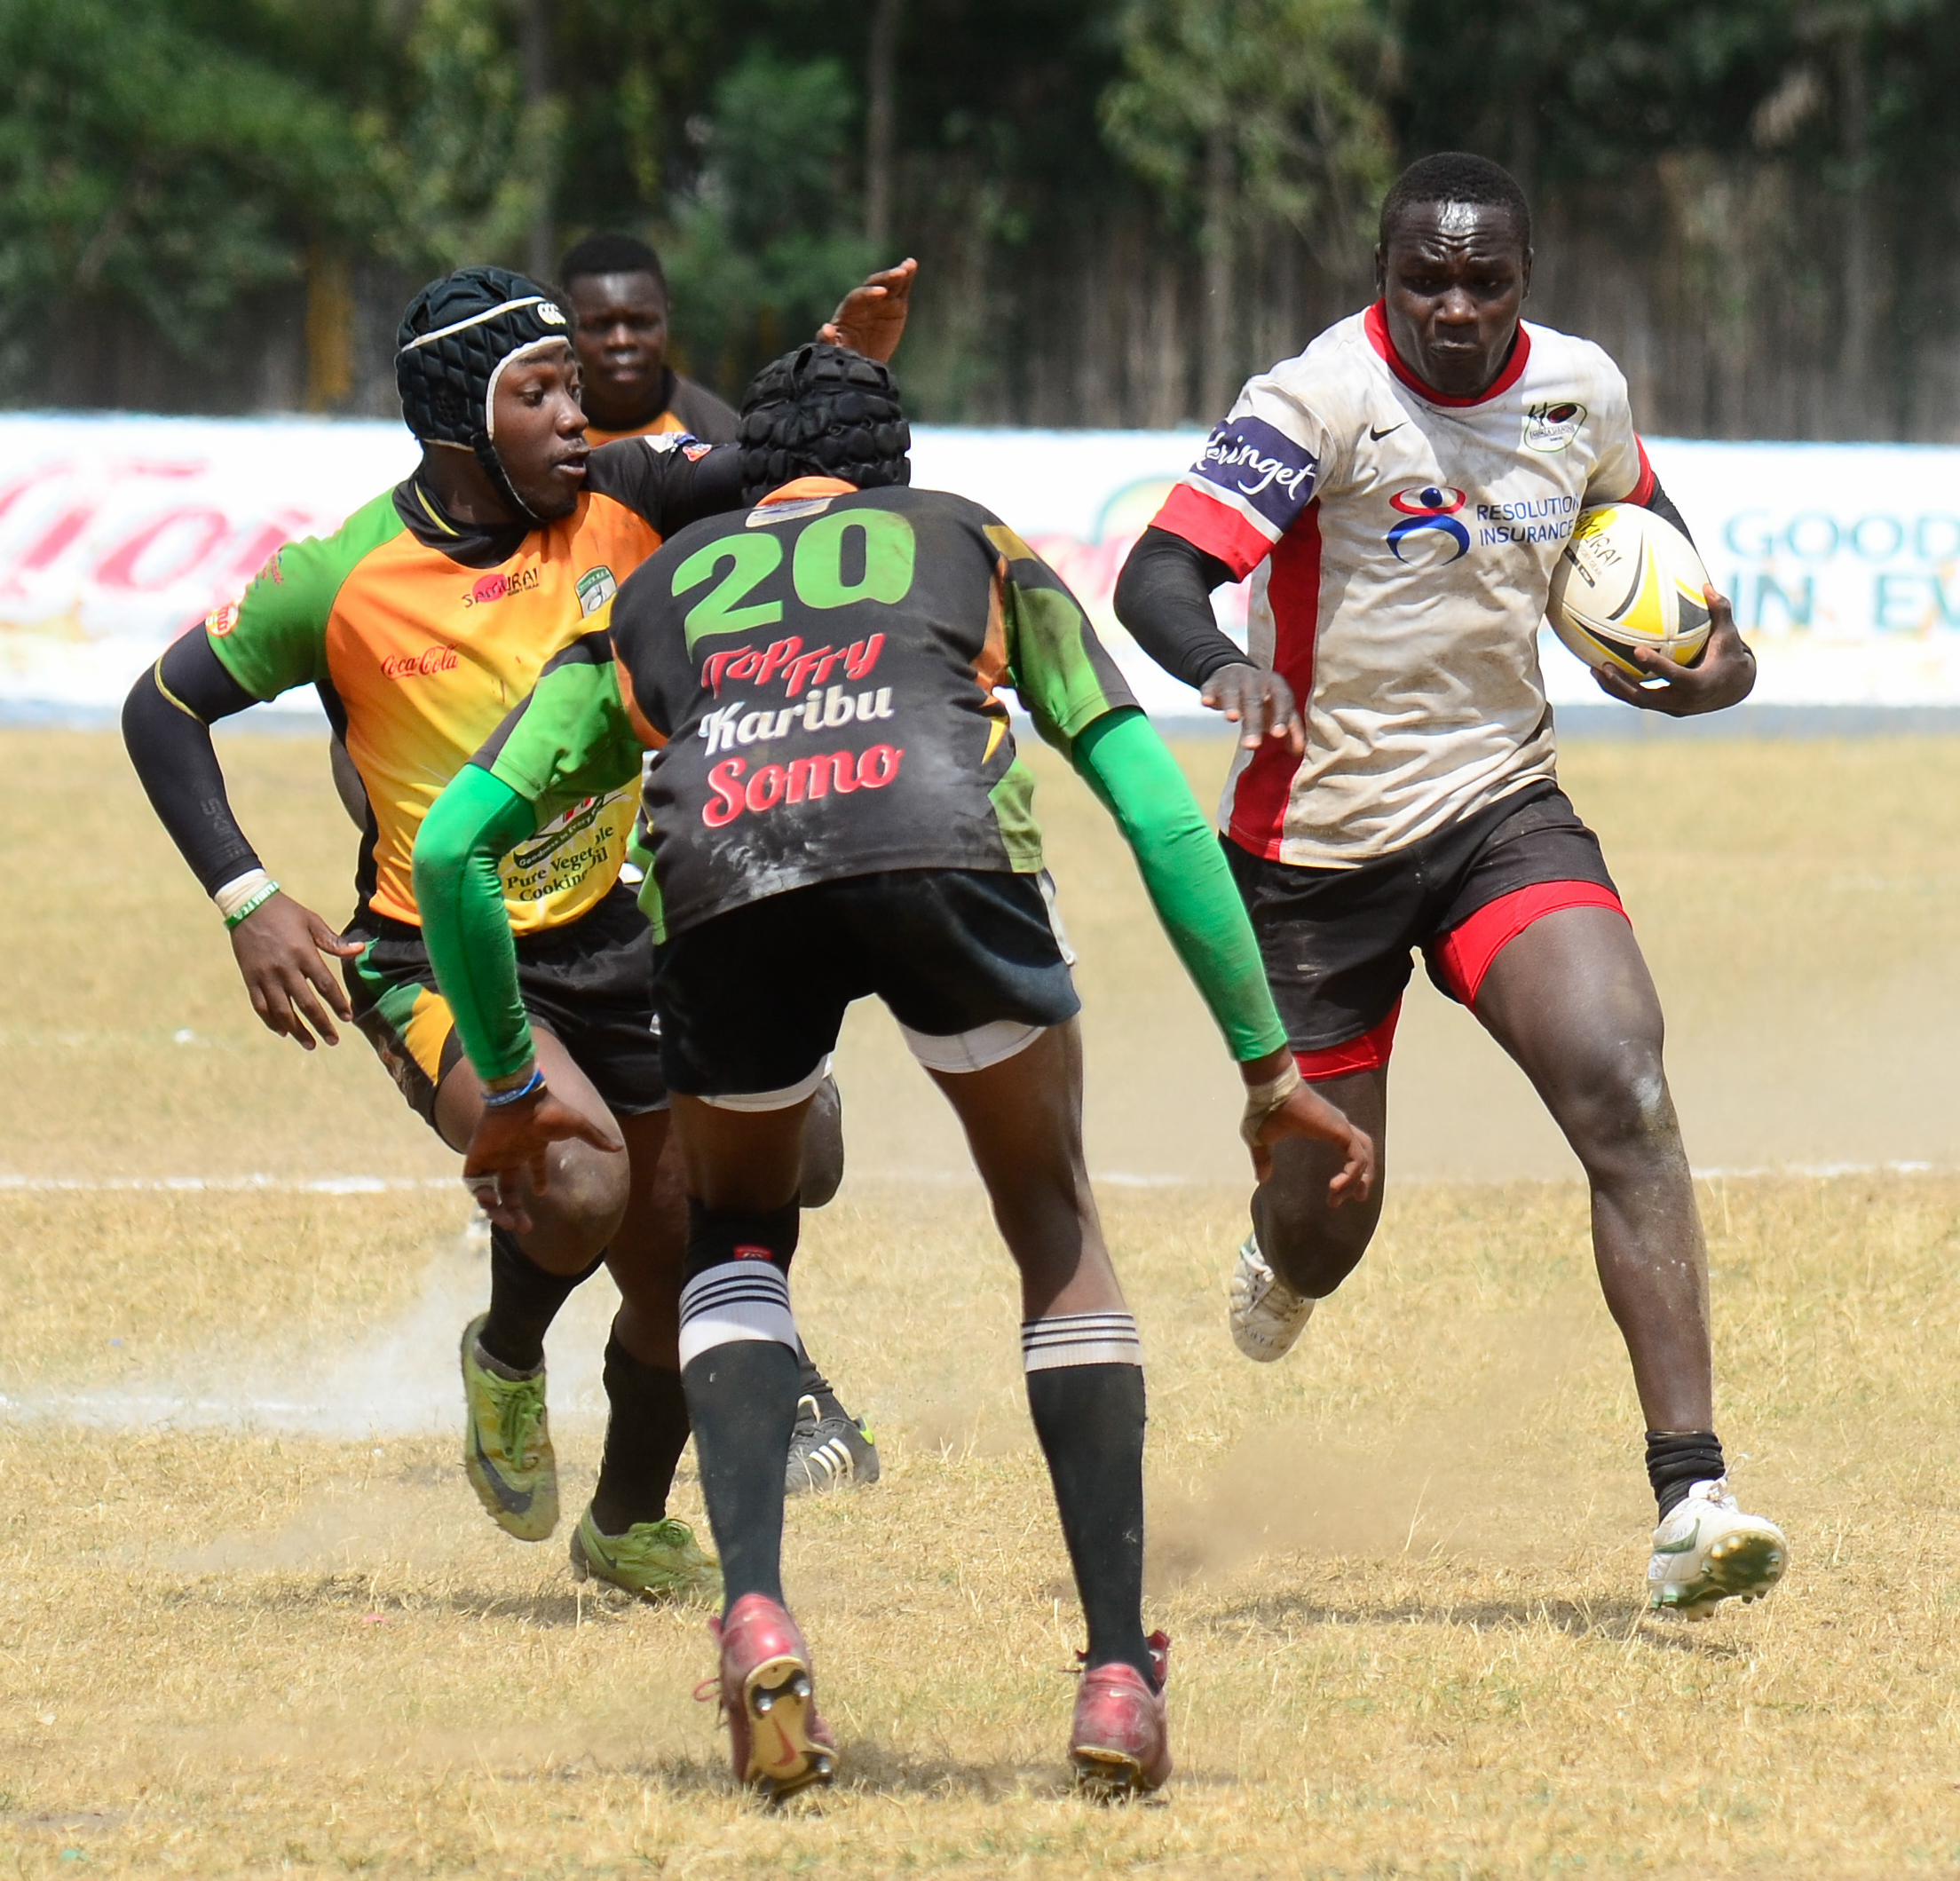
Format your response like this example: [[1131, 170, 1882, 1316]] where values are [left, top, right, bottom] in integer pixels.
[[395, 265, 572, 527]]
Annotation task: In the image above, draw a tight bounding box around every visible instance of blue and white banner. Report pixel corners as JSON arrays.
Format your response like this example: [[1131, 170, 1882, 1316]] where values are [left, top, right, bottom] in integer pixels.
[[0, 414, 1954, 716]]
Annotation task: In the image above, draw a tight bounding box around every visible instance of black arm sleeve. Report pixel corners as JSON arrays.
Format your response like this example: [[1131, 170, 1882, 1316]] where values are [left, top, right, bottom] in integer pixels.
[[122, 631, 265, 895], [585, 438, 749, 535], [1112, 526, 1248, 690], [1636, 473, 1698, 555]]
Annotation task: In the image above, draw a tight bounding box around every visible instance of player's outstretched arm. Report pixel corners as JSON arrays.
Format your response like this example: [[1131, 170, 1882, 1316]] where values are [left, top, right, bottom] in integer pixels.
[[1590, 584, 1756, 717], [412, 658, 645, 1215], [819, 257, 917, 361], [122, 633, 360, 1050], [1069, 707, 1374, 1205], [413, 763, 622, 1225], [1114, 527, 1304, 755]]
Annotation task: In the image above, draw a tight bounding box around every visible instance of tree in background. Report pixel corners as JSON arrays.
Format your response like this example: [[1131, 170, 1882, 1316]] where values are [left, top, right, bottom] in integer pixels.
[[1102, 0, 1394, 414], [657, 51, 873, 395], [4, 0, 1958, 435], [380, 0, 563, 277], [0, 0, 379, 402]]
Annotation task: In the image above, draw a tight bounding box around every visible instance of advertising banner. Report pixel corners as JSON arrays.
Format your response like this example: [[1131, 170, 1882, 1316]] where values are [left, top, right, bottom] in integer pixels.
[[0, 412, 1954, 718]]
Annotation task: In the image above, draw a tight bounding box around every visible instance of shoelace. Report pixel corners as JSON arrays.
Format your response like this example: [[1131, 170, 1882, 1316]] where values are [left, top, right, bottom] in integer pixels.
[[615, 1517, 696, 1566], [494, 1372, 546, 1466]]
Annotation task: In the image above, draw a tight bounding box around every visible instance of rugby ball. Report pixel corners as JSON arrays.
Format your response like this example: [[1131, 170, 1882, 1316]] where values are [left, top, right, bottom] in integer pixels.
[[1546, 503, 1711, 679]]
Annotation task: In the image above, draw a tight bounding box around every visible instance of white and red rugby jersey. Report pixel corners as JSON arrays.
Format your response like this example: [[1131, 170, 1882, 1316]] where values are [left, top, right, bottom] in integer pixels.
[[1153, 302, 1655, 867]]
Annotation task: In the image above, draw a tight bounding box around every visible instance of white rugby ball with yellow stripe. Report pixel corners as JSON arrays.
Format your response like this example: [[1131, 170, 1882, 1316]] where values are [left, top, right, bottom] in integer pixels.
[[1546, 502, 1712, 679]]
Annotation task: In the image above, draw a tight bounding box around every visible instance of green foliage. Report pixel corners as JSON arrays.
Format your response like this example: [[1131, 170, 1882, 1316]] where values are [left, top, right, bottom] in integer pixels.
[[660, 51, 873, 397], [0, 0, 375, 353], [380, 0, 561, 273], [1102, 0, 1395, 269], [1388, 0, 1800, 182], [6, 0, 1959, 415]]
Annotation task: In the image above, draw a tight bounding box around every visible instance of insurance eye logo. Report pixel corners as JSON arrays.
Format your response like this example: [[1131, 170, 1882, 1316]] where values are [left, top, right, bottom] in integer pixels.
[[1387, 485, 1470, 563]]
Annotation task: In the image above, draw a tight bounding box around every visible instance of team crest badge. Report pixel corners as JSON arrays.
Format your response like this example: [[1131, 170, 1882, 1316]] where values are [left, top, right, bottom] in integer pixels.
[[1522, 401, 1586, 454], [575, 565, 617, 616]]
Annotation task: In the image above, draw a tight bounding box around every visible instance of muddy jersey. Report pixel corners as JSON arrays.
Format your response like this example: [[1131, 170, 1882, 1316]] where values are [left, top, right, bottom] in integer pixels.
[[1151, 304, 1655, 867], [470, 478, 1135, 941], [202, 433, 734, 932]]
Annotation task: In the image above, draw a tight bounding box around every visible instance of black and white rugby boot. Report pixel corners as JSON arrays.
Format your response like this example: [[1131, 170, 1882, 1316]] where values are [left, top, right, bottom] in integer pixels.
[[784, 1393, 881, 1494]]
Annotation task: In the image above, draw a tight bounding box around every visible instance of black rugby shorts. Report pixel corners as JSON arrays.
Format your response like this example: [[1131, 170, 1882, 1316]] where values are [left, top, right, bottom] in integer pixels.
[[344, 881, 668, 1128], [654, 866, 1081, 1099], [1225, 782, 1624, 1079]]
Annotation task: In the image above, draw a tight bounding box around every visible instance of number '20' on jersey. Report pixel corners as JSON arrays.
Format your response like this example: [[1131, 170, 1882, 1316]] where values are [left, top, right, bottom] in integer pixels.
[[473, 479, 1136, 942]]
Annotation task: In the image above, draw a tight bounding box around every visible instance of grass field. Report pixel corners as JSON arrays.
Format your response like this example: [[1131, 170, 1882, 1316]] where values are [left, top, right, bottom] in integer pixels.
[[4, 727, 1960, 1877]]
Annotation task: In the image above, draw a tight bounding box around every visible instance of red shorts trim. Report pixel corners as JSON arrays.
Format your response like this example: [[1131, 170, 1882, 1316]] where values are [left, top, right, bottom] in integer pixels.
[[1429, 881, 1627, 1008], [1295, 998, 1401, 1082]]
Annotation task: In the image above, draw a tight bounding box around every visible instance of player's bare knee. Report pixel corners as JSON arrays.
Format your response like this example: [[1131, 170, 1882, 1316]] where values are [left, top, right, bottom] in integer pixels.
[[1255, 1150, 1381, 1292], [798, 1078, 846, 1208], [531, 1139, 630, 1253], [1567, 1040, 1681, 1176]]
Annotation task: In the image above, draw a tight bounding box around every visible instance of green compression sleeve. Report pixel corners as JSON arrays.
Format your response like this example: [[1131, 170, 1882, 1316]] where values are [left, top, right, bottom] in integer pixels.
[[412, 764, 543, 1086], [1071, 707, 1288, 1063]]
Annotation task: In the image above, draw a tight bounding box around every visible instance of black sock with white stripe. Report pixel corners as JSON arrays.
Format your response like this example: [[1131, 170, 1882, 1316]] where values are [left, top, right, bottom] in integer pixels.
[[1023, 1311, 1155, 1687], [685, 1340, 799, 1608], [678, 1202, 802, 1614]]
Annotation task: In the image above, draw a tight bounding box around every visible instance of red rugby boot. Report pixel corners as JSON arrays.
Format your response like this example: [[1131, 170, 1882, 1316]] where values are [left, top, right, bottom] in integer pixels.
[[1069, 1632, 1172, 1797], [701, 1593, 836, 1798]]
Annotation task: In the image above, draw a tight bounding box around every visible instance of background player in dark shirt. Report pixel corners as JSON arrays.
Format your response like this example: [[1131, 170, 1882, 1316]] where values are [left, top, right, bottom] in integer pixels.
[[559, 230, 916, 447], [557, 232, 917, 1490]]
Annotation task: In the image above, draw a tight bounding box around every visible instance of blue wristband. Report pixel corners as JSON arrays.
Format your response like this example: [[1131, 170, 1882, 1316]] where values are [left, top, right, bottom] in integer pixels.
[[480, 1068, 545, 1110]]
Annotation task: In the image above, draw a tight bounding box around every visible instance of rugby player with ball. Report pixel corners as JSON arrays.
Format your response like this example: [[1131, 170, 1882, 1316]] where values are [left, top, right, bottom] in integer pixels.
[[1115, 152, 1785, 1618]]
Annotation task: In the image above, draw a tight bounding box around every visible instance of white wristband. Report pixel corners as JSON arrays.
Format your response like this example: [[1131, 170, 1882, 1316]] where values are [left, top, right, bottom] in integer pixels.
[[1239, 1060, 1303, 1149], [213, 868, 272, 922]]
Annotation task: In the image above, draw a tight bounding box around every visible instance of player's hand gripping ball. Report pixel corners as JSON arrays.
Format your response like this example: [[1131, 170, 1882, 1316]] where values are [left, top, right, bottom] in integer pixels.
[[1546, 503, 1712, 680]]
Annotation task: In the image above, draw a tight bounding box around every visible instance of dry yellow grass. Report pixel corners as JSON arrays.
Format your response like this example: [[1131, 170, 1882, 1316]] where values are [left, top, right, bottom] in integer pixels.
[[4, 729, 1960, 1877]]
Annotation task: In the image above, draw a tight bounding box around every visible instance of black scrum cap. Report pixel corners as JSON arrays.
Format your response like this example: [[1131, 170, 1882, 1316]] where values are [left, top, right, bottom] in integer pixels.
[[396, 265, 572, 522], [738, 343, 910, 505]]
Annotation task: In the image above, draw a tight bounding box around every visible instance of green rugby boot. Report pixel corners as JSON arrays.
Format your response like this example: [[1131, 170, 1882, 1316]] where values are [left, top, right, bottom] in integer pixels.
[[568, 1506, 721, 1604], [459, 1313, 558, 1542]]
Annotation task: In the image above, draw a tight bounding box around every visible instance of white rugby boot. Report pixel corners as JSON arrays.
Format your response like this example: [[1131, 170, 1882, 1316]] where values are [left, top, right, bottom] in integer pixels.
[[1646, 1478, 1788, 1619], [1229, 1229, 1316, 1362]]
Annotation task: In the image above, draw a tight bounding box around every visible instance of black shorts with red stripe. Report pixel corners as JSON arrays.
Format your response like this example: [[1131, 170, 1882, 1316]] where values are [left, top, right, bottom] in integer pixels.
[[1223, 782, 1624, 1081]]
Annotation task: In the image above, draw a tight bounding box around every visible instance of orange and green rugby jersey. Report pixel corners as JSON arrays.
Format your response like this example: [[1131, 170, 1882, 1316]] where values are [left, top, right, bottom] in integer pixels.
[[204, 435, 739, 934]]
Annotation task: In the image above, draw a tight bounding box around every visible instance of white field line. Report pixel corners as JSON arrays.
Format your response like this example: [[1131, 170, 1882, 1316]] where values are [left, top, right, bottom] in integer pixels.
[[0, 1161, 1953, 1198], [1693, 1159, 1941, 1179], [0, 1174, 457, 1195], [0, 1156, 1951, 1434]]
